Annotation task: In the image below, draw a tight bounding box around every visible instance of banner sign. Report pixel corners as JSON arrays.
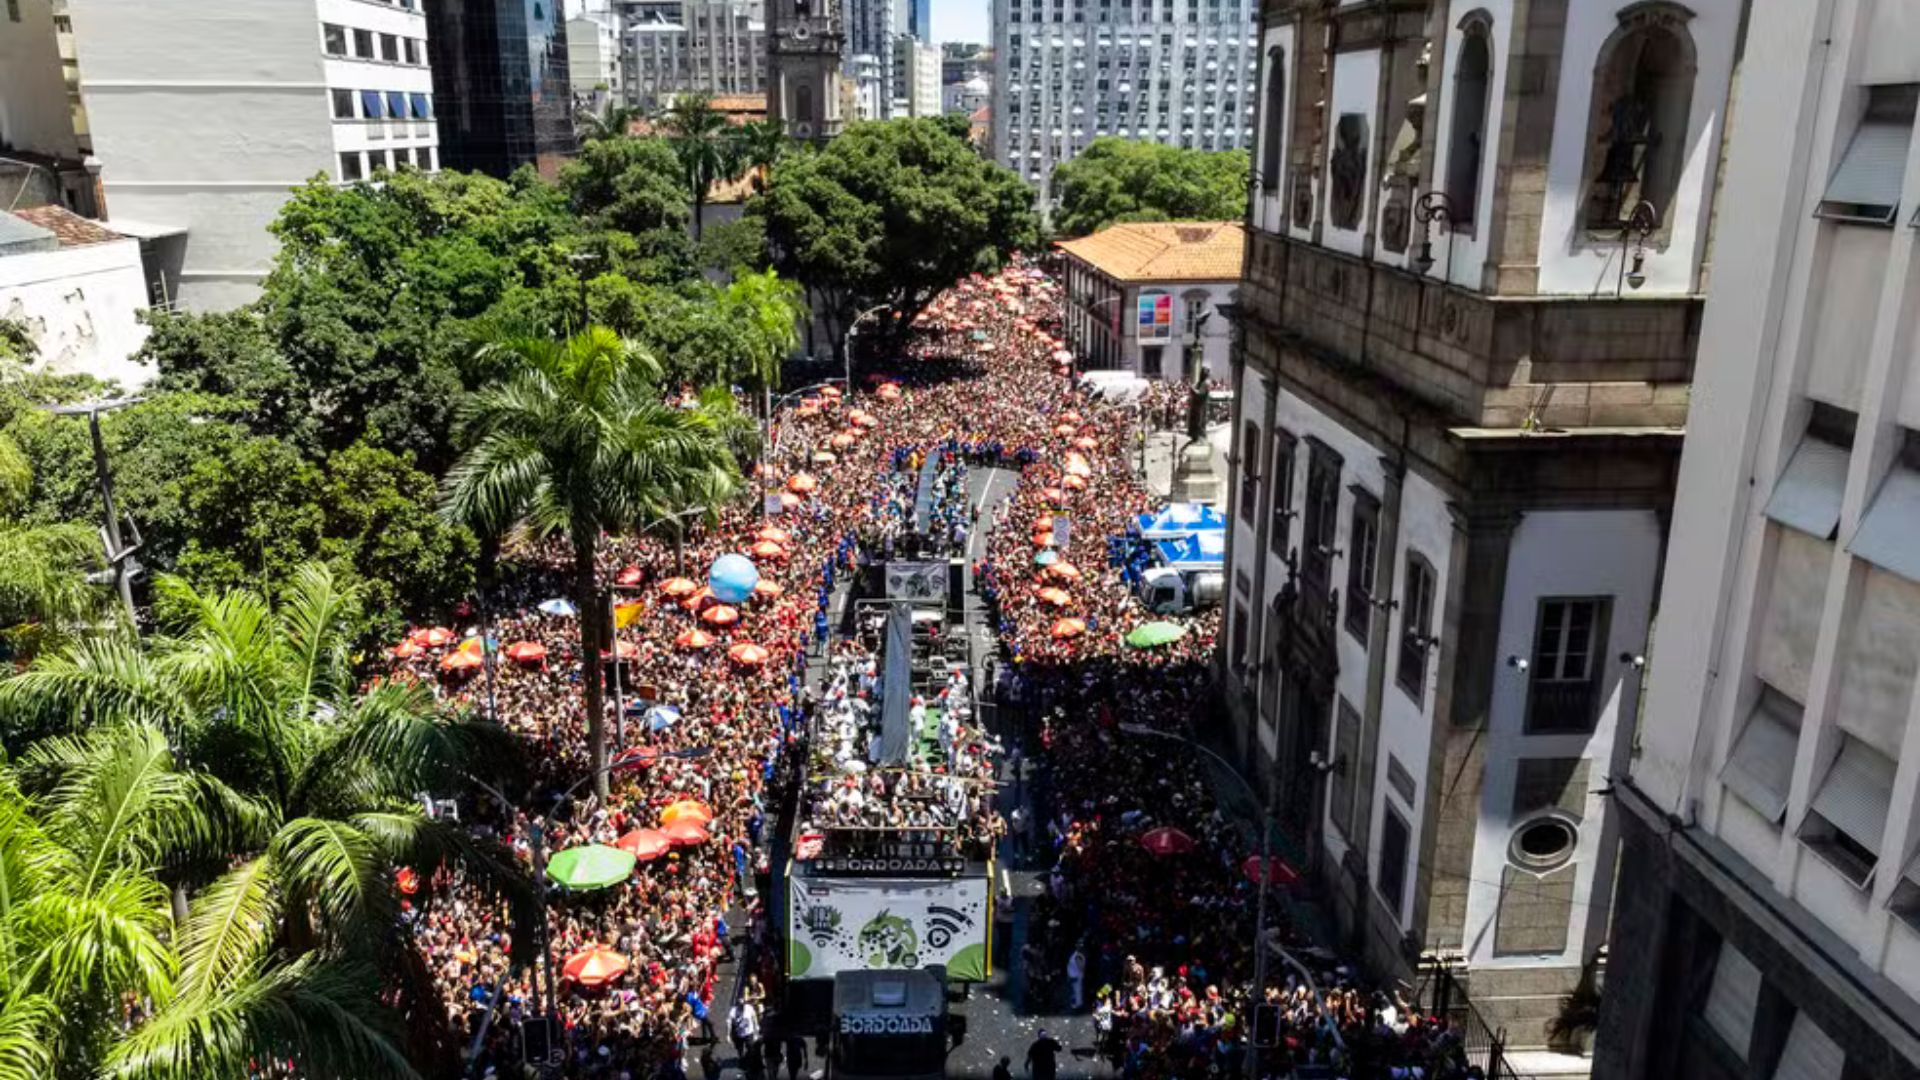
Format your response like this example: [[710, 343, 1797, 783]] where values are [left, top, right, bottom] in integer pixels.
[[1138, 291, 1173, 342], [809, 854, 969, 876], [885, 561, 948, 602], [789, 876, 991, 982]]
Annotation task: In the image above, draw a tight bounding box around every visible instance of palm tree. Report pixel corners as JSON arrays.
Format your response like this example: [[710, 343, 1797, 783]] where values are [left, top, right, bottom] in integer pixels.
[[731, 118, 789, 193], [0, 521, 108, 659], [575, 103, 648, 144], [723, 269, 806, 405], [661, 93, 739, 240], [442, 326, 739, 797]]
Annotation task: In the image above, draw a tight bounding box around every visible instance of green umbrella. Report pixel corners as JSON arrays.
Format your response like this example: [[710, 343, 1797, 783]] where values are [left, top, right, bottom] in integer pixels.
[[1034, 549, 1060, 567], [546, 844, 636, 890], [1125, 621, 1189, 649], [969, 330, 989, 342]]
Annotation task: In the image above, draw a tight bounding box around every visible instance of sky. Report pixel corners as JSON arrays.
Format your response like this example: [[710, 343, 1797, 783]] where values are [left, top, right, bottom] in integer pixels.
[[931, 0, 991, 47]]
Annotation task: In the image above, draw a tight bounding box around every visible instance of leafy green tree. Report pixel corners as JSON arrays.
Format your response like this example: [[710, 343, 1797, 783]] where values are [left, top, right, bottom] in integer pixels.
[[661, 94, 740, 240], [317, 442, 476, 626], [575, 104, 647, 143], [442, 327, 738, 798], [730, 119, 790, 194], [753, 117, 1038, 357], [693, 215, 770, 276], [560, 136, 693, 242], [1048, 137, 1251, 237], [0, 522, 107, 657]]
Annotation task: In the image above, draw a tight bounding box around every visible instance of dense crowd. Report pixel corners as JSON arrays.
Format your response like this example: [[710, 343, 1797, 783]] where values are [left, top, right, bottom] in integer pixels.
[[384, 257, 1475, 1079]]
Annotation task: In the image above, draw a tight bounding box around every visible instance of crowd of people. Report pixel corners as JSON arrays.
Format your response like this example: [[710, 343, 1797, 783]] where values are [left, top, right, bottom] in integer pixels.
[[381, 256, 1480, 1079]]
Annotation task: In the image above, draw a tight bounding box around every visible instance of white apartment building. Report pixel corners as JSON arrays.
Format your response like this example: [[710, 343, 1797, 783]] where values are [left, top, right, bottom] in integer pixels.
[[1598, 3, 1920, 1078], [618, 0, 765, 108], [890, 34, 940, 118], [568, 12, 624, 108], [990, 0, 1258, 205], [0, 0, 439, 311]]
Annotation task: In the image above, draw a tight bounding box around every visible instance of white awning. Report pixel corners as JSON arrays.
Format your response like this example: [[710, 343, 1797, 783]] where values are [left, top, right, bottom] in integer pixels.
[[1763, 434, 1849, 539], [1808, 735, 1896, 857], [1720, 688, 1800, 824], [1815, 119, 1912, 225], [1848, 464, 1920, 582]]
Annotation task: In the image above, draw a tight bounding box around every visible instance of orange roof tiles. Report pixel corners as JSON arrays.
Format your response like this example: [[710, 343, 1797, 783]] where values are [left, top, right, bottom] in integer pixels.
[[1055, 221, 1244, 284], [10, 205, 123, 248]]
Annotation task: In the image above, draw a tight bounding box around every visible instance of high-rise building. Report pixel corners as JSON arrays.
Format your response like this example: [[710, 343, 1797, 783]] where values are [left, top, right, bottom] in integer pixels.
[[616, 0, 766, 109], [890, 34, 939, 119], [844, 0, 894, 118], [0, 0, 443, 311], [1217, 0, 1743, 1054], [767, 0, 845, 143], [424, 0, 575, 179], [567, 9, 624, 111], [990, 0, 1258, 205], [1596, 4, 1920, 1078], [940, 40, 989, 89], [893, 0, 930, 44]]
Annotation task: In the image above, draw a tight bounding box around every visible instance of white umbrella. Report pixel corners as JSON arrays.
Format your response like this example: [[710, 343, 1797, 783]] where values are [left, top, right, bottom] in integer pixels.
[[538, 598, 578, 617]]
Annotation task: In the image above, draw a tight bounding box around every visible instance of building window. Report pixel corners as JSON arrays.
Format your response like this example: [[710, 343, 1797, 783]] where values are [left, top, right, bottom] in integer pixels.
[[1525, 597, 1612, 733], [1814, 84, 1917, 226], [386, 91, 407, 119], [1328, 697, 1359, 840], [411, 93, 433, 120], [1141, 344, 1163, 378], [1699, 943, 1761, 1062], [339, 151, 364, 182], [1377, 804, 1410, 920], [1232, 601, 1249, 672], [1238, 421, 1261, 524], [1800, 733, 1895, 887], [353, 27, 375, 58], [323, 23, 347, 55], [331, 88, 356, 120], [1343, 488, 1379, 643], [1258, 45, 1285, 189], [404, 37, 421, 65], [1398, 553, 1436, 704], [360, 89, 384, 122], [423, 146, 437, 171], [1580, 6, 1697, 231], [380, 32, 400, 62], [1444, 14, 1493, 230], [1267, 429, 1294, 556]]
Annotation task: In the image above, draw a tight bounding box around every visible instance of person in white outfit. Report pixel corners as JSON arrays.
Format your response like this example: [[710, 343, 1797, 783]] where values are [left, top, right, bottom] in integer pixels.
[[1066, 946, 1087, 1010]]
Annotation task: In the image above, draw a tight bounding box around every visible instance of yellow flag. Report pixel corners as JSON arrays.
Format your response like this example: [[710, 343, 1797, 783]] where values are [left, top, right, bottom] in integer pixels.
[[614, 600, 645, 628]]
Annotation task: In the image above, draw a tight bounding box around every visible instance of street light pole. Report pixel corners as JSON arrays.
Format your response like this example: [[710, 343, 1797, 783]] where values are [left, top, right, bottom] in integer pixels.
[[843, 303, 891, 390], [1115, 722, 1342, 1074], [43, 397, 145, 628]]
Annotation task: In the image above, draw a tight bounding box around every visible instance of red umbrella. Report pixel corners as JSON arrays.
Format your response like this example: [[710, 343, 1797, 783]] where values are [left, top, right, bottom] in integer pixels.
[[681, 586, 716, 611], [753, 579, 785, 599], [599, 639, 638, 660], [877, 383, 901, 400], [390, 641, 423, 659], [852, 413, 880, 429], [752, 541, 788, 560], [562, 944, 629, 988], [663, 818, 710, 846], [439, 650, 483, 673], [410, 626, 455, 648], [794, 405, 819, 418], [1140, 827, 1196, 856], [1054, 423, 1076, 436], [616, 828, 673, 861], [1061, 410, 1083, 424], [661, 799, 713, 826], [729, 642, 770, 667], [1242, 855, 1301, 886], [1046, 561, 1082, 581], [1073, 436, 1099, 451], [1035, 586, 1072, 607], [659, 577, 698, 597], [779, 492, 802, 510], [503, 641, 547, 663], [787, 473, 817, 494], [831, 433, 857, 449], [1064, 474, 1088, 491], [700, 605, 740, 626], [615, 565, 643, 586], [756, 527, 790, 544], [1033, 514, 1054, 531], [395, 866, 420, 895], [1042, 487, 1068, 505], [674, 628, 714, 650], [1032, 531, 1055, 548], [1065, 452, 1092, 477], [1050, 617, 1086, 639]]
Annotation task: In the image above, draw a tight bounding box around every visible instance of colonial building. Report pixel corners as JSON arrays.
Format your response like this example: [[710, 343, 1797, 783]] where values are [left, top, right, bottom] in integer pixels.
[[768, 0, 846, 142], [1221, 0, 1742, 1051], [1596, 2, 1920, 1077], [1057, 221, 1242, 382]]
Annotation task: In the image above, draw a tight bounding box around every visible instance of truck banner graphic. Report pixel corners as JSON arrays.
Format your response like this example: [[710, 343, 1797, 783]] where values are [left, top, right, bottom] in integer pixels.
[[788, 876, 991, 982]]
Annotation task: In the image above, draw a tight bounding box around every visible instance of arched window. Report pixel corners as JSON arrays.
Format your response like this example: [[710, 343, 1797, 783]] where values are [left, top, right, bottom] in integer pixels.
[[1444, 14, 1493, 230], [795, 83, 814, 127], [1260, 46, 1286, 190], [1581, 4, 1697, 232]]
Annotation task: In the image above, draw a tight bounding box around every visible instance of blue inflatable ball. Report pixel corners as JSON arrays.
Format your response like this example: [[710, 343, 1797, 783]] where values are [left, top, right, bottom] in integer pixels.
[[708, 554, 760, 604]]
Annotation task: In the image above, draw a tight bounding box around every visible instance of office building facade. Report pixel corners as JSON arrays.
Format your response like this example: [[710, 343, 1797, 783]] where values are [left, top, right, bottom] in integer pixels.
[[1596, 2, 1920, 1077], [617, 0, 766, 109], [0, 0, 440, 311], [990, 0, 1259, 205], [891, 33, 940, 118], [1218, 0, 1742, 1050], [425, 0, 575, 179]]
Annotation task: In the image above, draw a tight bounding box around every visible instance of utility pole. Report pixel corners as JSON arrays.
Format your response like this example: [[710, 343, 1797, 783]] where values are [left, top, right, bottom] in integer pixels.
[[45, 397, 145, 628]]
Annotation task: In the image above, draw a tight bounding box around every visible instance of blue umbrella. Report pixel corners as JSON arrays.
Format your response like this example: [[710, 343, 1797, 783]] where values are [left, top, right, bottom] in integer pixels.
[[538, 598, 578, 617], [646, 705, 682, 732], [708, 554, 760, 604], [1034, 549, 1060, 567]]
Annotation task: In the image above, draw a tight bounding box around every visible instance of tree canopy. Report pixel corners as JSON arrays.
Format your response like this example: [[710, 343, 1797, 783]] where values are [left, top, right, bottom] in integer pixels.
[[1048, 137, 1251, 238], [752, 118, 1039, 354]]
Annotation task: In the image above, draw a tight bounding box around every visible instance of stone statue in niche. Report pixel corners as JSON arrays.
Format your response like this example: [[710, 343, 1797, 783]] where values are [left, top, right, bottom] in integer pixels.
[[1379, 46, 1429, 253], [1289, 165, 1314, 228], [1329, 113, 1369, 231]]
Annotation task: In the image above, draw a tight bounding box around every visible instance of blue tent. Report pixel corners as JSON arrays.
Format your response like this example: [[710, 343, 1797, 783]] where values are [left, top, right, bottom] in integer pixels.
[[1134, 502, 1228, 540], [1153, 530, 1227, 570]]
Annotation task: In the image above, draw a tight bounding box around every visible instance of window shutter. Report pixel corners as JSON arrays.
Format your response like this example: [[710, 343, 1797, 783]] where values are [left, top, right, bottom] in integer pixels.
[[1700, 943, 1760, 1061], [1719, 688, 1801, 824], [1771, 1011, 1845, 1080], [1808, 735, 1896, 859], [1763, 435, 1849, 539], [1834, 567, 1920, 760], [1756, 526, 1833, 705], [1849, 465, 1920, 583]]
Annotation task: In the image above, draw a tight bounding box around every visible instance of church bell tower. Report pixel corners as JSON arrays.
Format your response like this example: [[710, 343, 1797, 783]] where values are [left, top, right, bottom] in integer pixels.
[[767, 0, 845, 143]]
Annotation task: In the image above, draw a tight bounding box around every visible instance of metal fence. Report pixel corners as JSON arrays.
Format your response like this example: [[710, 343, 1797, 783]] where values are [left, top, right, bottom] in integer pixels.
[[1425, 966, 1531, 1080]]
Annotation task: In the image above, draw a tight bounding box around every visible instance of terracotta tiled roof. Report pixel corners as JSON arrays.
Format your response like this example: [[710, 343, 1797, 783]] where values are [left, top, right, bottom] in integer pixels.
[[1055, 221, 1244, 283], [709, 94, 767, 117], [10, 205, 123, 248]]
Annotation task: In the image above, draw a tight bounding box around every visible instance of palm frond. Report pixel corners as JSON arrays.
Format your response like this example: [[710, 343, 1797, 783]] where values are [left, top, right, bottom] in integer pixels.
[[26, 724, 219, 894], [269, 817, 385, 936], [173, 857, 279, 1002], [276, 563, 361, 720], [0, 522, 108, 639], [14, 867, 175, 1003], [0, 633, 185, 741], [0, 991, 56, 1080]]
